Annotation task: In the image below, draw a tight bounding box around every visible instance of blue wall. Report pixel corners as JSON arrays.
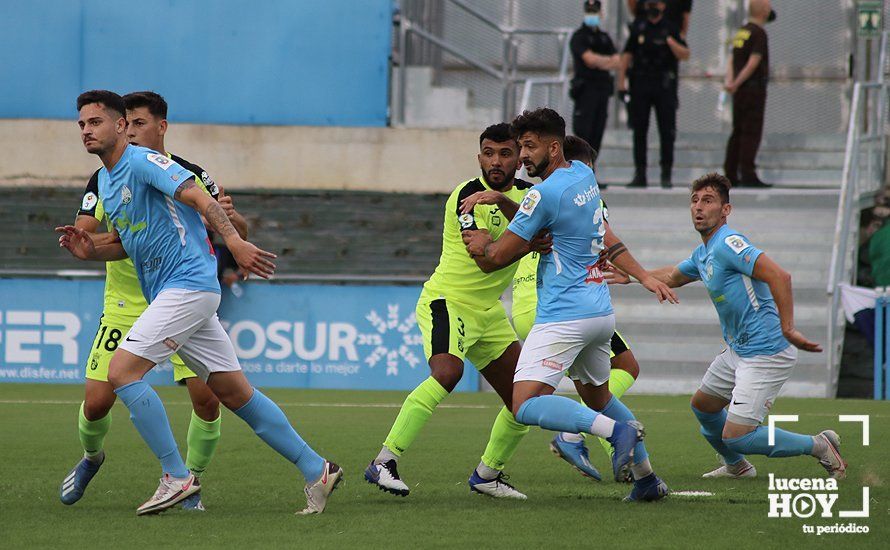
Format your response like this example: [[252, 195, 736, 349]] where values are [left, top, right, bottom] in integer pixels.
[[0, 279, 479, 392], [0, 0, 391, 126]]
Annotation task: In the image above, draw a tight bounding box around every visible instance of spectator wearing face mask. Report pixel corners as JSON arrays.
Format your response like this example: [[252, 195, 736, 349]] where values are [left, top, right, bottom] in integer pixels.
[[627, 0, 692, 38], [569, 0, 621, 156], [617, 0, 689, 188]]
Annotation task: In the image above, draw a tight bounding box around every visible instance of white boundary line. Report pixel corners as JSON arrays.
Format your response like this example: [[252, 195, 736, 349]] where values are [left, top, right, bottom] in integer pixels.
[[1, 399, 888, 418]]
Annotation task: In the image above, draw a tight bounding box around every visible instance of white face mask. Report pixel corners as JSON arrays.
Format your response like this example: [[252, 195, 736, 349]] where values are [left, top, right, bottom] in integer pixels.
[[584, 14, 601, 27]]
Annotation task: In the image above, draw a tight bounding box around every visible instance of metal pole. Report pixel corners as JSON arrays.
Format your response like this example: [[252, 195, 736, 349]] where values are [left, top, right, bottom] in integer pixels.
[[398, 22, 409, 126], [877, 295, 886, 400]]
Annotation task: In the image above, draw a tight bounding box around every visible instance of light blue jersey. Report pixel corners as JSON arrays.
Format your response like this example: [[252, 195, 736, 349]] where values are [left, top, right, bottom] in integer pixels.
[[97, 145, 220, 302], [677, 224, 789, 357], [508, 160, 612, 324]]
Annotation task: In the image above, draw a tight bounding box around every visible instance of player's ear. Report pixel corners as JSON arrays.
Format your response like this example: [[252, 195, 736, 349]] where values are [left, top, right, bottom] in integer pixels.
[[158, 119, 168, 136], [115, 116, 126, 134], [723, 202, 732, 217]]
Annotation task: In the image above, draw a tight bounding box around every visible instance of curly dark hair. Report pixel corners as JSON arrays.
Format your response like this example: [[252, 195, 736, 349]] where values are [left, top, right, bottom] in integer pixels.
[[691, 173, 731, 204], [510, 108, 566, 142]]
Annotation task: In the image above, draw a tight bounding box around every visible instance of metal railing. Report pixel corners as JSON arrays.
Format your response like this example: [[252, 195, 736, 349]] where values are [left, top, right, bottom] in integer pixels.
[[392, 0, 573, 125], [825, 30, 889, 397]]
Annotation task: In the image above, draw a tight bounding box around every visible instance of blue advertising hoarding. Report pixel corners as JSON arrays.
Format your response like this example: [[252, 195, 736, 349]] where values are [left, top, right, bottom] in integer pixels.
[[0, 279, 478, 392]]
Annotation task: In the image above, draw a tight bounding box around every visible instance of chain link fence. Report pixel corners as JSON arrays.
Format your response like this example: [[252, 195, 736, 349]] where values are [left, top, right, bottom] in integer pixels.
[[397, 0, 880, 133]]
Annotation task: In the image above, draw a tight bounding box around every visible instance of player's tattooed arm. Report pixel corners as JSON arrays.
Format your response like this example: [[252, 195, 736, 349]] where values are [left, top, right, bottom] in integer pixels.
[[174, 177, 277, 279], [462, 229, 535, 273], [604, 226, 679, 303]]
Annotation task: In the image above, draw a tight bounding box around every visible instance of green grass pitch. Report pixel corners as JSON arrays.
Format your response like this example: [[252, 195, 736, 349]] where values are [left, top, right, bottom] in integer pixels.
[[1, 383, 887, 549]]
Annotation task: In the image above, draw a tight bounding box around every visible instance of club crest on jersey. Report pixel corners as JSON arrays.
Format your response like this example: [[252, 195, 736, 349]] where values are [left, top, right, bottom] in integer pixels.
[[705, 260, 714, 281], [121, 185, 132, 205], [81, 192, 98, 211], [147, 153, 172, 170], [725, 235, 749, 254], [459, 213, 475, 229], [519, 189, 541, 216]]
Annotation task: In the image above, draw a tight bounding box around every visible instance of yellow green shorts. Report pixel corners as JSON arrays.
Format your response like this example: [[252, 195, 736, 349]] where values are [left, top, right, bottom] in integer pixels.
[[416, 292, 517, 370], [511, 308, 631, 359], [85, 316, 198, 382]]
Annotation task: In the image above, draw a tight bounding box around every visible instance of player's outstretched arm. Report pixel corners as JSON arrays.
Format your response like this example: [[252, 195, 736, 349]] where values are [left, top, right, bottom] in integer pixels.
[[175, 178, 276, 279], [56, 225, 127, 261], [647, 266, 695, 288], [752, 254, 823, 352], [603, 226, 678, 303], [462, 228, 541, 273]]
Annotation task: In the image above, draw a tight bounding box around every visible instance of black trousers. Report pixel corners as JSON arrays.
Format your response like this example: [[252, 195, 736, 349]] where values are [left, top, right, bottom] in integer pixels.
[[572, 87, 611, 155], [629, 76, 678, 171], [724, 86, 766, 181]]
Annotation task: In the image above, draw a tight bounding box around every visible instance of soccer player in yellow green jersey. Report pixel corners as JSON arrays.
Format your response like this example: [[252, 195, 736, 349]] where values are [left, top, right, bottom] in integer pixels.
[[364, 123, 551, 499], [510, 135, 641, 482], [60, 91, 248, 510]]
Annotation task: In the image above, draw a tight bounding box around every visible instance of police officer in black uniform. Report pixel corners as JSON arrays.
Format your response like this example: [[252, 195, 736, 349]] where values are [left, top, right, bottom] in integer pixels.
[[569, 0, 620, 156], [618, 0, 689, 188]]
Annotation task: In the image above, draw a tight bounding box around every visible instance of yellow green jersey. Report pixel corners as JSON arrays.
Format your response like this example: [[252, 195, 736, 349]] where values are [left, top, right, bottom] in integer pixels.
[[422, 177, 533, 309], [77, 153, 218, 324]]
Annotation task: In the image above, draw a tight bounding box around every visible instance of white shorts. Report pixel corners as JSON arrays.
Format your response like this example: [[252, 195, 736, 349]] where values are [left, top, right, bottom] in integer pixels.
[[699, 345, 798, 426], [514, 314, 615, 389], [119, 289, 241, 381]]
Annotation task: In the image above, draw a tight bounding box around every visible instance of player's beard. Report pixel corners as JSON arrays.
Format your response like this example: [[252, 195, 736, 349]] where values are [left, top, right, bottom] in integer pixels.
[[483, 167, 514, 191], [525, 156, 550, 178]]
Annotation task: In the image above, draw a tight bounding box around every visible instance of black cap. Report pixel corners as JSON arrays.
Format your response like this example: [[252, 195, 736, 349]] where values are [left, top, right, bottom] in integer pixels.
[[583, 0, 601, 14]]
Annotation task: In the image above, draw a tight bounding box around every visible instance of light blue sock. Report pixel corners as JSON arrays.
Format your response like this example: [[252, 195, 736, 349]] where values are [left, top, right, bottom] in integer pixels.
[[724, 426, 814, 458], [234, 388, 325, 482], [691, 405, 745, 465], [515, 395, 599, 434], [114, 380, 189, 478], [599, 396, 648, 464]]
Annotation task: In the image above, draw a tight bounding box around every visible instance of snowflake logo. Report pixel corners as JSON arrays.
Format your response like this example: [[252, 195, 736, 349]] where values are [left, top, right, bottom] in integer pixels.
[[359, 304, 423, 376]]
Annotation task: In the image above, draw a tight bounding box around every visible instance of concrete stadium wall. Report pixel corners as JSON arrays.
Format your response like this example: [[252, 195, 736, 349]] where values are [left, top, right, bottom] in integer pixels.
[[0, 120, 480, 193], [1, 0, 391, 126]]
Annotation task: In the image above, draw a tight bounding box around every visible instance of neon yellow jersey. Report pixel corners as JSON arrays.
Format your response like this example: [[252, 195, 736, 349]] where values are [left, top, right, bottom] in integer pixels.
[[77, 153, 217, 323], [511, 252, 539, 318], [511, 198, 608, 319], [422, 177, 532, 309]]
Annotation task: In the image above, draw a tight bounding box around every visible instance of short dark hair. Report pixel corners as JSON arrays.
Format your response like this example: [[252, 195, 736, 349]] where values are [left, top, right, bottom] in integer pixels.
[[563, 135, 598, 168], [479, 122, 515, 146], [76, 90, 125, 119], [123, 91, 168, 118], [510, 108, 566, 142], [691, 173, 731, 204]]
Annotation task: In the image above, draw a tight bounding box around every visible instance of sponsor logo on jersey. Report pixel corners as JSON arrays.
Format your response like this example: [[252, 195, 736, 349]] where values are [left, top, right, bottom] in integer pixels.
[[459, 213, 475, 229], [147, 153, 173, 170], [519, 189, 541, 216], [81, 192, 98, 211]]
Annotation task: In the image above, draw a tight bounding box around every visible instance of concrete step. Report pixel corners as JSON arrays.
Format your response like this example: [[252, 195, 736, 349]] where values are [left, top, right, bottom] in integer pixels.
[[595, 167, 842, 188], [596, 147, 845, 170], [599, 131, 846, 152]]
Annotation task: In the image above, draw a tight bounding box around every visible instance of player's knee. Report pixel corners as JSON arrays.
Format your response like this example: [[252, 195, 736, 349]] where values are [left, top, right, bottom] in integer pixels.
[[192, 394, 221, 421], [614, 354, 640, 379], [430, 364, 463, 392], [83, 396, 114, 420]]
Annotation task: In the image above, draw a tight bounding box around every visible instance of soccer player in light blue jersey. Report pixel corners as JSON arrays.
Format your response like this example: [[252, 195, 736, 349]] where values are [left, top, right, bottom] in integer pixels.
[[609, 173, 847, 480], [57, 90, 343, 515], [462, 108, 674, 501]]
